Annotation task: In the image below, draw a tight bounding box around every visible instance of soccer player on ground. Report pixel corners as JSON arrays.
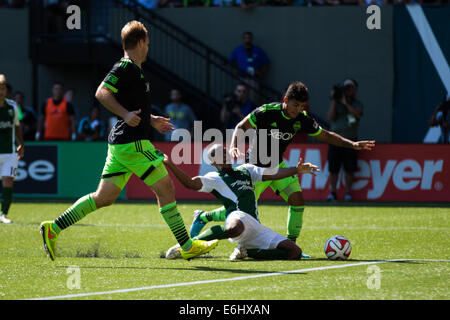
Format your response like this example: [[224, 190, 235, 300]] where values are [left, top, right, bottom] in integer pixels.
[[190, 81, 375, 257], [0, 74, 24, 224], [164, 144, 320, 260], [39, 20, 218, 261]]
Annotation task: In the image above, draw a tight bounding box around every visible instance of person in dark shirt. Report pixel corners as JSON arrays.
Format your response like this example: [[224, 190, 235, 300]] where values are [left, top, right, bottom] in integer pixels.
[[39, 20, 218, 262]]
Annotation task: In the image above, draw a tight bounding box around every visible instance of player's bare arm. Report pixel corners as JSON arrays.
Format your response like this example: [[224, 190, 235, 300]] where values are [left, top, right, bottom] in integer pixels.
[[262, 157, 320, 181], [315, 129, 375, 151], [95, 84, 141, 127], [229, 114, 254, 158], [163, 155, 203, 191]]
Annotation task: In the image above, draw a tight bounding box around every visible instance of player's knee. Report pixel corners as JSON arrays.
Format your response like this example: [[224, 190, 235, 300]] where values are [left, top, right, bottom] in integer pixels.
[[287, 191, 305, 206], [225, 219, 244, 238], [92, 193, 115, 208]]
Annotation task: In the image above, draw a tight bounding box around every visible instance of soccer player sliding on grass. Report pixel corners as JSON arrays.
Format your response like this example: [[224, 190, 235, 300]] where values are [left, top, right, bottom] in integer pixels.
[[39, 20, 218, 261], [164, 144, 319, 261]]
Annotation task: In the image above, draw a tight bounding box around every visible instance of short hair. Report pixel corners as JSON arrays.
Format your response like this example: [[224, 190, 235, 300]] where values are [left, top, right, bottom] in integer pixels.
[[243, 31, 253, 38], [284, 81, 309, 103], [0, 74, 6, 85], [121, 20, 148, 50]]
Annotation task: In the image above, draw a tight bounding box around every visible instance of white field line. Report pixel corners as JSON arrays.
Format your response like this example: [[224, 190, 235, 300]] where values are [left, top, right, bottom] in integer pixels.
[[31, 223, 450, 231], [27, 259, 450, 300]]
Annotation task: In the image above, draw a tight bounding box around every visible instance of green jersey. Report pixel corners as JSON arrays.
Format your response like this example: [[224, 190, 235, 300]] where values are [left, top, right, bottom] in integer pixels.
[[0, 99, 19, 154], [197, 164, 265, 220]]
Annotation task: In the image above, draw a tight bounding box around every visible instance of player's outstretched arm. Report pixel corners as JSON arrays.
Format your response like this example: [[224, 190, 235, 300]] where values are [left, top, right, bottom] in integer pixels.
[[261, 158, 320, 181], [315, 129, 375, 151], [163, 155, 203, 191]]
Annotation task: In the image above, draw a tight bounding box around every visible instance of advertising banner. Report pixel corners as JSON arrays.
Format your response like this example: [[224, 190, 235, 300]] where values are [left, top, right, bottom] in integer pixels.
[[126, 143, 450, 202]]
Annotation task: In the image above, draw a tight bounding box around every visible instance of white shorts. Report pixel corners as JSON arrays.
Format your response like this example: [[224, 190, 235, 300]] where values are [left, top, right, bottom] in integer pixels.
[[225, 210, 287, 250], [0, 153, 19, 178]]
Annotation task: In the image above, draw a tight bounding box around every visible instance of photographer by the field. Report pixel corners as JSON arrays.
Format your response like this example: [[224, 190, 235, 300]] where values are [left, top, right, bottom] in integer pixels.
[[220, 83, 255, 130], [429, 94, 450, 144], [326, 79, 364, 202]]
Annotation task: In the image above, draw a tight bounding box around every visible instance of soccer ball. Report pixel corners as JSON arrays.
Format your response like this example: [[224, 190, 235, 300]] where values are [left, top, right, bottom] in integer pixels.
[[324, 235, 351, 260]]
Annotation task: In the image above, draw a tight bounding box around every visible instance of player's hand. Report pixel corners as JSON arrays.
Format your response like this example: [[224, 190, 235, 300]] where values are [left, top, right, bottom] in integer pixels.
[[151, 115, 174, 134], [124, 109, 142, 127], [229, 147, 242, 159], [16, 144, 24, 160], [352, 140, 376, 151], [296, 157, 320, 175], [163, 154, 171, 165]]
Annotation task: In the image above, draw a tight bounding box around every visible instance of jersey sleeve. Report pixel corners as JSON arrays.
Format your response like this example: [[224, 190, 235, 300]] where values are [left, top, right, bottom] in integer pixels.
[[195, 172, 219, 193], [241, 164, 265, 184], [302, 112, 322, 136], [102, 62, 132, 94], [248, 106, 269, 128]]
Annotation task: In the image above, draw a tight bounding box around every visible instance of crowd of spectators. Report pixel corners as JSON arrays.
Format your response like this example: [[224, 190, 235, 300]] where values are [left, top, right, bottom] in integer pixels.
[[0, 0, 446, 8]]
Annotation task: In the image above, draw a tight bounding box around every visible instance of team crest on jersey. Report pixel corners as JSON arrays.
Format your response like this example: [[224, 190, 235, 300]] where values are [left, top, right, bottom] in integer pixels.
[[108, 74, 118, 85], [145, 82, 150, 92], [293, 121, 301, 132]]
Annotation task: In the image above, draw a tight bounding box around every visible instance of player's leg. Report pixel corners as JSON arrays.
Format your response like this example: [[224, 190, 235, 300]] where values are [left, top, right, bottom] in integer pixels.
[[246, 239, 302, 260], [0, 176, 14, 224], [327, 144, 341, 201], [343, 148, 357, 201], [136, 142, 218, 259], [39, 144, 129, 260], [190, 178, 273, 238]]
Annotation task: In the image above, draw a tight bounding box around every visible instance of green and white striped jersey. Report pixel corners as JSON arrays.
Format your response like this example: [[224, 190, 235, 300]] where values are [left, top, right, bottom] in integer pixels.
[[0, 99, 20, 154], [197, 164, 265, 220]]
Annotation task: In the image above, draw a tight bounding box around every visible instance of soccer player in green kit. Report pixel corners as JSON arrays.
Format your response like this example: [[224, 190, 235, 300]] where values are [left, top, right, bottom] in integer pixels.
[[39, 21, 218, 261], [190, 81, 375, 257], [0, 74, 25, 224]]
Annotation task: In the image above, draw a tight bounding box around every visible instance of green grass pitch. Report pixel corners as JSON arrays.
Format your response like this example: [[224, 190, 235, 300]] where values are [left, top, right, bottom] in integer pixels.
[[0, 202, 449, 300]]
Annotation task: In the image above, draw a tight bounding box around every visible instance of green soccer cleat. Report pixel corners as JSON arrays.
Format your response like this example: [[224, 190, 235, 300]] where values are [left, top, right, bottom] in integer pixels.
[[180, 239, 219, 260], [40, 221, 58, 261]]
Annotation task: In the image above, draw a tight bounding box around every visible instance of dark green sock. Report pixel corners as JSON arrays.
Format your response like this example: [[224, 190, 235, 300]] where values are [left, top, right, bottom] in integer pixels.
[[194, 225, 228, 241], [160, 202, 192, 251], [247, 248, 290, 260], [287, 206, 304, 242], [52, 194, 97, 234], [200, 207, 227, 223], [1, 187, 13, 215]]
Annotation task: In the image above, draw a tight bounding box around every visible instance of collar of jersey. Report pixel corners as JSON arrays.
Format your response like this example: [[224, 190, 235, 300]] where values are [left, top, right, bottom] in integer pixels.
[[122, 57, 141, 69], [281, 109, 291, 120]]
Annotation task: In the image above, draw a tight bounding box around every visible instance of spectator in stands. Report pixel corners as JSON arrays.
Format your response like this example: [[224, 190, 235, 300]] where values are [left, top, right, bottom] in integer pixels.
[[326, 78, 363, 202], [230, 31, 270, 104], [163, 88, 197, 141], [36, 82, 77, 141], [429, 94, 450, 144], [14, 91, 37, 141], [77, 105, 105, 141], [220, 82, 255, 130], [63, 87, 79, 121]]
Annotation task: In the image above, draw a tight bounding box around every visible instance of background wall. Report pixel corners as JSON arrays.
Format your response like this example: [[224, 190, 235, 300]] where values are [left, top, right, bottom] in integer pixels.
[[157, 7, 395, 142]]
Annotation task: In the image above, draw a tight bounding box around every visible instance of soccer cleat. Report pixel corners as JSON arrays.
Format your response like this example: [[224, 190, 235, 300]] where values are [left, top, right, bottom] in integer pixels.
[[344, 193, 352, 202], [165, 243, 182, 260], [40, 221, 58, 261], [326, 193, 337, 202], [301, 252, 311, 259], [0, 214, 12, 224], [180, 239, 219, 260], [189, 210, 206, 238], [229, 244, 247, 261]]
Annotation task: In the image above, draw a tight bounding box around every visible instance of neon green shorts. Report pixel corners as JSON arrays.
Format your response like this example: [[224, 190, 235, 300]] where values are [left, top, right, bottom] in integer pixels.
[[254, 161, 302, 201], [101, 140, 168, 190]]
